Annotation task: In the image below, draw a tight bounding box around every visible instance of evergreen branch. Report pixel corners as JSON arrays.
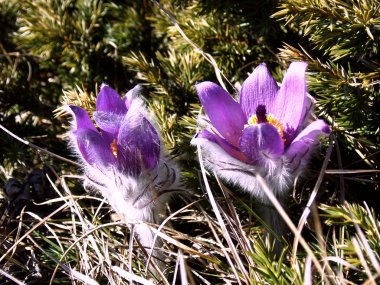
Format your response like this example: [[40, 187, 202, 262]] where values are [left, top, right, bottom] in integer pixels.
[[152, 0, 230, 91], [274, 0, 380, 61]]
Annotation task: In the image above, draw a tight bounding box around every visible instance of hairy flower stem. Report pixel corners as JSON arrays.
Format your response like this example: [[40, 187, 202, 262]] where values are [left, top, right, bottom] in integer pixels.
[[134, 223, 165, 273]]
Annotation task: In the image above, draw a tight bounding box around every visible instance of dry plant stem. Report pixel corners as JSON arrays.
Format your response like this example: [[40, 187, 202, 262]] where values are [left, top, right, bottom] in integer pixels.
[[172, 251, 180, 285], [338, 218, 346, 276], [133, 223, 167, 278], [111, 266, 155, 285], [194, 168, 255, 281], [311, 203, 336, 282], [254, 174, 328, 282], [324, 169, 380, 174], [0, 123, 81, 167], [363, 275, 380, 285], [58, 175, 166, 283], [195, 201, 241, 266], [352, 211, 380, 277], [195, 189, 243, 283], [208, 184, 250, 257], [148, 199, 200, 268], [60, 176, 107, 265], [331, 226, 345, 281], [0, 203, 67, 264], [364, 202, 380, 239], [304, 255, 313, 285], [150, 227, 215, 262], [220, 209, 256, 268], [332, 134, 346, 203], [197, 145, 250, 284], [197, 152, 250, 284], [215, 177, 255, 257], [190, 270, 211, 285], [292, 136, 334, 264], [26, 235, 99, 285], [0, 268, 26, 285], [352, 238, 377, 285], [325, 256, 358, 271], [50, 220, 126, 283], [178, 249, 189, 285], [25, 211, 65, 252], [61, 176, 110, 266], [129, 224, 135, 285]]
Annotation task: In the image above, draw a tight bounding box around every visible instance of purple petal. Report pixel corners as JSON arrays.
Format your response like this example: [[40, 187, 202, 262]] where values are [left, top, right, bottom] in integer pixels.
[[123, 85, 141, 109], [239, 123, 284, 163], [240, 63, 279, 118], [284, 120, 330, 172], [117, 106, 160, 174], [73, 128, 116, 166], [196, 81, 246, 146], [196, 130, 250, 163], [96, 84, 127, 114], [68, 106, 97, 131], [273, 62, 308, 141], [93, 111, 124, 136]]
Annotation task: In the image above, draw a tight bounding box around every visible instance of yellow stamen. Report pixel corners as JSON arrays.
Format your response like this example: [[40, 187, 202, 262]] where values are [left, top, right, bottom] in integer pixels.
[[246, 113, 285, 140], [110, 139, 118, 157], [247, 115, 258, 125]]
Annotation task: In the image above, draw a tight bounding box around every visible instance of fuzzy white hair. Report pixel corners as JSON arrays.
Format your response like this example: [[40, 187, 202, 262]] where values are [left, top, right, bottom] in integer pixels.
[[82, 154, 182, 247], [192, 137, 293, 201], [67, 91, 183, 270]]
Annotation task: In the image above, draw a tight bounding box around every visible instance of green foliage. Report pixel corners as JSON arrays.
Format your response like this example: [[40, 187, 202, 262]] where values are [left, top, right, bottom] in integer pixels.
[[275, 0, 380, 61], [247, 238, 305, 285], [274, 0, 380, 168], [1, 0, 379, 284], [0, 1, 68, 177], [13, 0, 132, 88]]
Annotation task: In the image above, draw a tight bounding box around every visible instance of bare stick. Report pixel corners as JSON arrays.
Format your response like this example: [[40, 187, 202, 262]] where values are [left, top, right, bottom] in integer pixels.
[[0, 123, 81, 167]]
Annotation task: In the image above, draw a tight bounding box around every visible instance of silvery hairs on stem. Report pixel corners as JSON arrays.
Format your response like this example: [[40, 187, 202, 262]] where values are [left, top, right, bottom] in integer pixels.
[[67, 84, 183, 265]]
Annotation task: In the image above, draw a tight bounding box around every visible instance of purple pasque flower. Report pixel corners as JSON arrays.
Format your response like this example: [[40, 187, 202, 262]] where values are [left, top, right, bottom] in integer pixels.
[[192, 62, 330, 200], [68, 84, 182, 257], [69, 84, 160, 176]]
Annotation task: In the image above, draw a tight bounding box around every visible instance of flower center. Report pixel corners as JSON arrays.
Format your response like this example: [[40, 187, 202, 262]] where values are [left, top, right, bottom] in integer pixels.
[[110, 139, 118, 157], [246, 105, 285, 140]]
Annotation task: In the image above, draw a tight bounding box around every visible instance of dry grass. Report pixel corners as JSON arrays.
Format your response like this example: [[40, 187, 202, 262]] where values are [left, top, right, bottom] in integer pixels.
[[1, 140, 379, 284]]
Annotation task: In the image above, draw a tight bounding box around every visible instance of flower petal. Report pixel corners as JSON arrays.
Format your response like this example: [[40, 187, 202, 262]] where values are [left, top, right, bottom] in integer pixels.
[[195, 130, 250, 163], [239, 123, 284, 163], [93, 111, 124, 136], [284, 120, 330, 173], [117, 103, 160, 174], [124, 85, 141, 109], [68, 106, 97, 131], [73, 128, 116, 166], [96, 84, 127, 114], [273, 62, 308, 141], [196, 81, 246, 146], [240, 63, 279, 118]]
